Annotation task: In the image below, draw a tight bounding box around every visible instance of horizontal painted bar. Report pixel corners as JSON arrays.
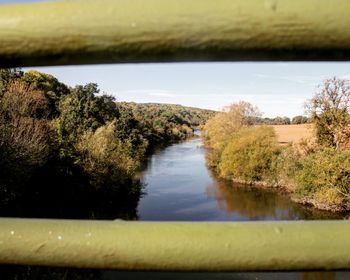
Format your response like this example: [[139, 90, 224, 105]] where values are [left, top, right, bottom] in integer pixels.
[[0, 218, 349, 271], [1, 0, 350, 67]]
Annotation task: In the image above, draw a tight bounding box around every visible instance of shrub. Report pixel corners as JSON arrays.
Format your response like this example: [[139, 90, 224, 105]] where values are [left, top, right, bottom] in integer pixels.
[[75, 121, 139, 189], [294, 148, 350, 201], [181, 124, 193, 136], [314, 188, 344, 206], [275, 145, 302, 189], [1, 80, 50, 119], [218, 126, 280, 183], [0, 68, 22, 95], [0, 81, 52, 179], [295, 137, 318, 156]]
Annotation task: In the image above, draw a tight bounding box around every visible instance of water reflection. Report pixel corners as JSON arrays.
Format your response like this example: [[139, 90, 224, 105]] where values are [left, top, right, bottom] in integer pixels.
[[0, 137, 348, 279], [138, 137, 344, 221], [206, 180, 343, 220]]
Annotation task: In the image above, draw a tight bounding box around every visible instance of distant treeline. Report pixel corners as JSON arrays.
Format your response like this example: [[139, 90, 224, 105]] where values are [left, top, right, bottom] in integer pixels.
[[0, 68, 214, 219], [255, 115, 309, 125], [118, 102, 215, 146]]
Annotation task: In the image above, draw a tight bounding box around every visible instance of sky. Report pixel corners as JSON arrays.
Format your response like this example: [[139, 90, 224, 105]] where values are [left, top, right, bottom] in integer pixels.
[[3, 0, 350, 118], [22, 62, 350, 118]]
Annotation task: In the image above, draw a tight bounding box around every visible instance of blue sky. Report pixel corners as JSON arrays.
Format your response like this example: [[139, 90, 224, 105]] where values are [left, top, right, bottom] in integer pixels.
[[24, 63, 350, 118]]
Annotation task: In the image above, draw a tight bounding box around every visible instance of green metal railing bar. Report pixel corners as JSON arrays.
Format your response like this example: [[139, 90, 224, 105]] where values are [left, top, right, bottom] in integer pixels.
[[1, 0, 350, 272], [1, 0, 350, 67], [0, 218, 349, 271]]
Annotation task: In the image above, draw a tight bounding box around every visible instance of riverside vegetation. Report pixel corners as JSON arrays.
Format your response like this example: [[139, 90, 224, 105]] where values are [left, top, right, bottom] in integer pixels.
[[1, 68, 349, 216], [0, 68, 214, 219], [204, 77, 350, 212]]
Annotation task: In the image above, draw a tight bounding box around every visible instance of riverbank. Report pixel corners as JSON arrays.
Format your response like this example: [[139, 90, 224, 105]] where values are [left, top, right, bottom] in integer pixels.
[[206, 143, 350, 214], [138, 137, 345, 221], [0, 69, 217, 220], [226, 177, 350, 213], [203, 103, 350, 214], [292, 196, 350, 213]]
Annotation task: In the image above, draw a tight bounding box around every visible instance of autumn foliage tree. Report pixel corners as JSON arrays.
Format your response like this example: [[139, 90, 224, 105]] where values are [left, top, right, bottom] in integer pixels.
[[0, 80, 52, 181], [75, 121, 140, 190], [0, 68, 22, 95], [204, 101, 261, 165], [204, 101, 283, 185], [306, 77, 350, 149]]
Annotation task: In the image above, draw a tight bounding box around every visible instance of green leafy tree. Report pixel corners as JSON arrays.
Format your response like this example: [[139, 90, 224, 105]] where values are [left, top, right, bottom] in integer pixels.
[[21, 70, 70, 117], [118, 102, 215, 147], [57, 83, 118, 148]]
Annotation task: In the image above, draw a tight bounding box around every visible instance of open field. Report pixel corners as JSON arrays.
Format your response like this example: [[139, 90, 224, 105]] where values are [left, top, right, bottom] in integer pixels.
[[272, 124, 315, 145]]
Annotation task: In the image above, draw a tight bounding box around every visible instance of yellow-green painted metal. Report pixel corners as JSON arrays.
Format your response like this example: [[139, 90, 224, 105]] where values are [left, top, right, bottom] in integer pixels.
[[1, 0, 350, 66], [0, 218, 350, 271], [1, 0, 350, 272]]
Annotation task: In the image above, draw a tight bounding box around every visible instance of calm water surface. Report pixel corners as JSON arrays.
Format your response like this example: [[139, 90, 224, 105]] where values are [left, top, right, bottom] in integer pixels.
[[2, 136, 349, 279], [134, 137, 349, 279], [138, 136, 343, 221]]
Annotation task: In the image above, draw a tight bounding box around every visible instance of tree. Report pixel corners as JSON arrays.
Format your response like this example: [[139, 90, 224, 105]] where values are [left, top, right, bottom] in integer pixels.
[[292, 115, 308, 124], [203, 101, 261, 167], [272, 116, 291, 125], [306, 77, 350, 148], [0, 80, 52, 181], [57, 83, 118, 146], [204, 101, 261, 151], [0, 68, 23, 95], [21, 70, 70, 118]]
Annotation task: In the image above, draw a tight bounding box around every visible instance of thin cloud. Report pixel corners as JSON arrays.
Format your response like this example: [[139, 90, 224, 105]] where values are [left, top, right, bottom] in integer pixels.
[[254, 73, 321, 85]]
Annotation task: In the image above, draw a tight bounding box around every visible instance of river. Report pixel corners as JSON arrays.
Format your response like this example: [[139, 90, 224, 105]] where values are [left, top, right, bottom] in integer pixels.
[[129, 136, 349, 279], [138, 136, 343, 221], [2, 136, 349, 279]]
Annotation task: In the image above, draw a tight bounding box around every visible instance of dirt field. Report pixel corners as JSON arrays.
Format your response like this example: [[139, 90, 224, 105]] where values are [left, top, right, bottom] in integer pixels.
[[272, 124, 315, 145]]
